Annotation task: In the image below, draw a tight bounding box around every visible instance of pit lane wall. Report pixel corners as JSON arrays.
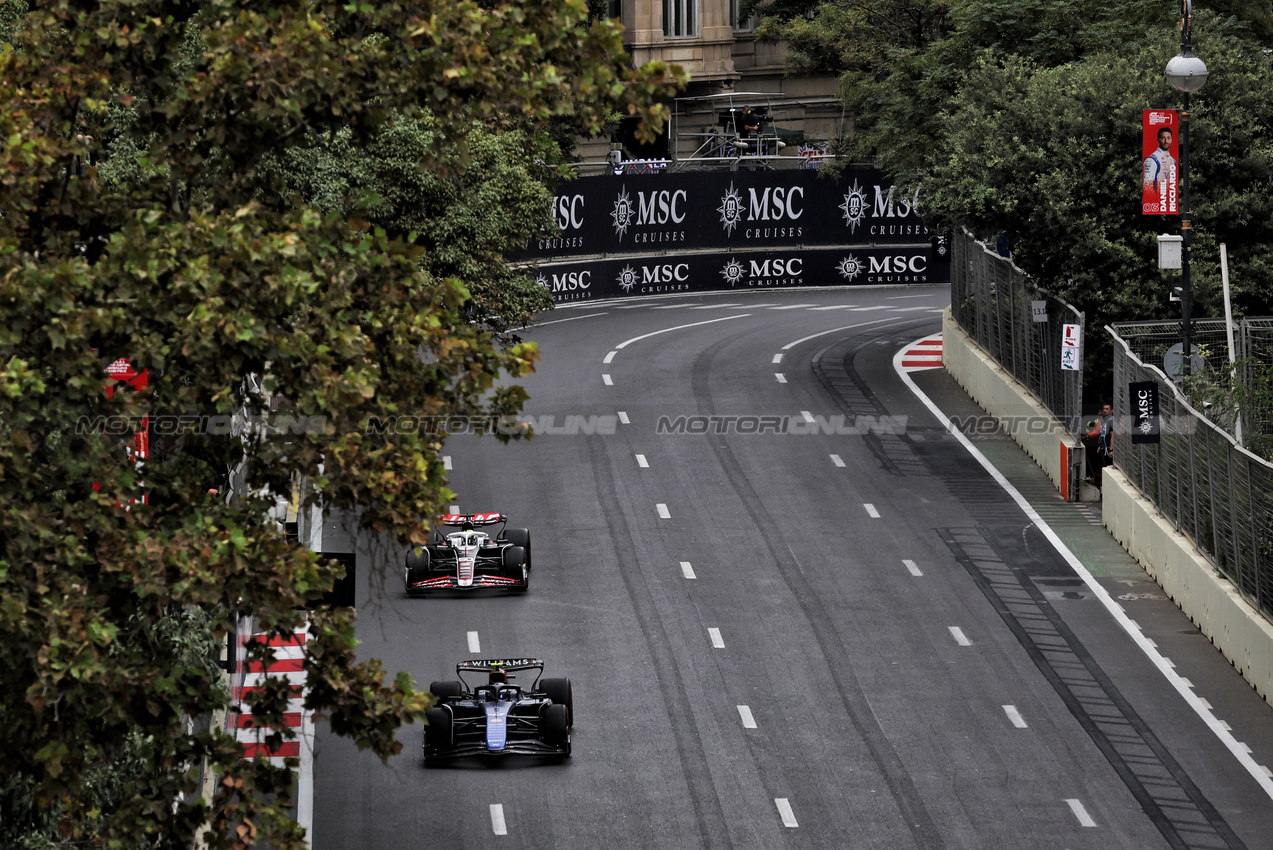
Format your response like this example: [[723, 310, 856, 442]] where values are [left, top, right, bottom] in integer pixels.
[[942, 307, 1273, 707], [514, 168, 950, 302], [941, 308, 1080, 495], [1102, 468, 1273, 705]]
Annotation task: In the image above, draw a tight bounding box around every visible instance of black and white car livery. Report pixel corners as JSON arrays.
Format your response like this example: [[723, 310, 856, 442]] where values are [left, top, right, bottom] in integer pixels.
[[404, 513, 531, 594], [424, 658, 573, 760]]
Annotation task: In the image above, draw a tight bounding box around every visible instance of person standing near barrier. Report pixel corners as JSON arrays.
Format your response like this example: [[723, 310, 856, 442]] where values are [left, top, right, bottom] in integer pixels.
[[1086, 403, 1115, 487]]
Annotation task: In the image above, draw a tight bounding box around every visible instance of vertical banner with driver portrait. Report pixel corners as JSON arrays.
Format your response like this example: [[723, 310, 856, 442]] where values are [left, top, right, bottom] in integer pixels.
[[1142, 110, 1179, 215]]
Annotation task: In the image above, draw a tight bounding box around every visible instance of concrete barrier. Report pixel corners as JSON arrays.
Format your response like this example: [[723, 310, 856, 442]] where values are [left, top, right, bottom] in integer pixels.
[[1103, 468, 1273, 704], [941, 309, 1083, 496]]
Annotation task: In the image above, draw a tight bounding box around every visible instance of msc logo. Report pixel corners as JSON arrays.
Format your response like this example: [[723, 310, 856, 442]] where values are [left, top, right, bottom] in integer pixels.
[[719, 184, 804, 235], [539, 270, 592, 292], [873, 185, 921, 218], [611, 186, 687, 239], [749, 258, 802, 277], [551, 194, 585, 231], [869, 255, 927, 274]]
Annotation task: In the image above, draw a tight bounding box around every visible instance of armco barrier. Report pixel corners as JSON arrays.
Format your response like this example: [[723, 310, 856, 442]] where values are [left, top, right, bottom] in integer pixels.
[[942, 308, 1082, 496], [1103, 468, 1273, 705]]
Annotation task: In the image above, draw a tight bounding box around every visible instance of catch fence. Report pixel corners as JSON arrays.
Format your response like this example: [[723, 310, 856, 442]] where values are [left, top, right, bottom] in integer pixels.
[[1110, 325, 1273, 621], [950, 230, 1084, 431]]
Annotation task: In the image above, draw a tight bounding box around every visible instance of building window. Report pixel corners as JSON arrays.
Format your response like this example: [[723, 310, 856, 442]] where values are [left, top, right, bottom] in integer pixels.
[[730, 0, 755, 31], [607, 0, 621, 22], [663, 0, 698, 37]]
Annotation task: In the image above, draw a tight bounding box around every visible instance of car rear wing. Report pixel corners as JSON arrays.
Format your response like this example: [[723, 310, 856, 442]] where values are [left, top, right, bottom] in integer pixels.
[[456, 657, 543, 688], [439, 513, 506, 527]]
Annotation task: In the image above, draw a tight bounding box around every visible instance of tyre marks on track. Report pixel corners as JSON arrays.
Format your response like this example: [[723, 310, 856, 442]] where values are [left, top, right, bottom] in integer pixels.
[[585, 435, 734, 849], [941, 526, 1246, 850], [689, 334, 947, 850]]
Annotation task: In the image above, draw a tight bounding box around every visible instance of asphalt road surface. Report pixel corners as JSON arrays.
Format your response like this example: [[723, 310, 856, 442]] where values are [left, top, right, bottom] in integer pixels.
[[313, 285, 1273, 849]]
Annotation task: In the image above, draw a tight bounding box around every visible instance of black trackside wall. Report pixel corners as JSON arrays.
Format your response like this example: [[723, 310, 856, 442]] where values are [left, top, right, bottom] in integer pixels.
[[512, 168, 950, 305]]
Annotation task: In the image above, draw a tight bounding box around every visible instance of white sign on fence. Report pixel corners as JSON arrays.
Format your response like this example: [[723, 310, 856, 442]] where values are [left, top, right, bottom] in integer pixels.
[[1031, 300, 1048, 322], [1061, 323, 1081, 371]]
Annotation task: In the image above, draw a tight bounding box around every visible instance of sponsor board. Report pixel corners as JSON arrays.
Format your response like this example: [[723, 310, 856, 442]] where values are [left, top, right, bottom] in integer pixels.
[[529, 246, 950, 304], [516, 168, 934, 260]]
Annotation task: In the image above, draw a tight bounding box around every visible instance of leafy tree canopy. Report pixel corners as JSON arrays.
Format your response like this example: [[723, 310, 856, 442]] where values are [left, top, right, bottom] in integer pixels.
[[0, 1, 683, 848]]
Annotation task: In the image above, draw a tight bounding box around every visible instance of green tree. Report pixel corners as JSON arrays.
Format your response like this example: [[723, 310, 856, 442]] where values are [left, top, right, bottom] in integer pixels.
[[0, 2, 683, 848]]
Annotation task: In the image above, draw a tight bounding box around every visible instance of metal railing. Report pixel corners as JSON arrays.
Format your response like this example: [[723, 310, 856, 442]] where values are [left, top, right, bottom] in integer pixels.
[[1109, 327, 1272, 620], [951, 230, 1085, 431]]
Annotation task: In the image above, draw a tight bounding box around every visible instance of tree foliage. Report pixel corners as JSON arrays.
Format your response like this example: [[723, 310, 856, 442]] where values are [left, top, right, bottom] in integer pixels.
[[0, 1, 683, 847]]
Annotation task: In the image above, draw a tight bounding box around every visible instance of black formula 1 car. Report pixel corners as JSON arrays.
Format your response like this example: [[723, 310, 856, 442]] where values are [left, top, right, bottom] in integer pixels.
[[424, 659, 573, 761], [404, 513, 531, 595]]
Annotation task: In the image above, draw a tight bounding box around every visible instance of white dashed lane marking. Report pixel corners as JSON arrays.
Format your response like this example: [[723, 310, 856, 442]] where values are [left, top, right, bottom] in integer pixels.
[[490, 804, 507, 835], [737, 706, 757, 729], [449, 504, 460, 514], [680, 561, 696, 579], [636, 454, 649, 468], [708, 628, 725, 649], [1066, 798, 1097, 828], [830, 454, 845, 468], [864, 503, 880, 518], [949, 627, 971, 646], [903, 559, 922, 576], [467, 631, 481, 654], [618, 411, 630, 424], [602, 374, 613, 386], [801, 411, 815, 423], [1003, 705, 1028, 728], [770, 303, 817, 310], [775, 373, 787, 383], [442, 456, 452, 470], [772, 353, 783, 364], [656, 503, 670, 519], [775, 798, 798, 828]]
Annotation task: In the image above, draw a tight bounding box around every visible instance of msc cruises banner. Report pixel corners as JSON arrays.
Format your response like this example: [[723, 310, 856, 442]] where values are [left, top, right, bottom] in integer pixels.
[[515, 167, 933, 260], [529, 246, 949, 304]]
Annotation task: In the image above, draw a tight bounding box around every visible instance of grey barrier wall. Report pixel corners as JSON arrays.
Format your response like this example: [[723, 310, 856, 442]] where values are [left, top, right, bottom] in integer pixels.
[[514, 167, 951, 303], [1110, 327, 1273, 622], [949, 230, 1084, 433]]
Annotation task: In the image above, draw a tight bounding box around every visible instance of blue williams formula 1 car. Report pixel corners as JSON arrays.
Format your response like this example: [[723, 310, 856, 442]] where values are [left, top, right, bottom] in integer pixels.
[[424, 659, 573, 761], [404, 513, 531, 595]]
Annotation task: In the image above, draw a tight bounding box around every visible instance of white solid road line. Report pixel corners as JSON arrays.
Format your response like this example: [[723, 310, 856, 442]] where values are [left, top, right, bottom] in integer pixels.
[[948, 626, 971, 646], [680, 561, 696, 579], [780, 317, 901, 351], [1003, 705, 1028, 728], [603, 350, 616, 363], [490, 804, 507, 836], [467, 631, 481, 654], [830, 454, 845, 467], [903, 559, 923, 577], [1065, 798, 1097, 828], [775, 373, 787, 383], [442, 456, 451, 470], [613, 313, 751, 350], [708, 628, 725, 648], [656, 503, 670, 519], [775, 798, 798, 828], [863, 503, 880, 518], [602, 374, 613, 385], [737, 705, 757, 729], [618, 411, 630, 424], [531, 312, 608, 327], [892, 339, 1273, 802], [636, 454, 649, 468]]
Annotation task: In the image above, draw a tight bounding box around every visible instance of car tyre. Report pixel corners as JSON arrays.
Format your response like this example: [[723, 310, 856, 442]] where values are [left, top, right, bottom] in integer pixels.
[[423, 707, 452, 757], [428, 680, 464, 700], [540, 678, 573, 727], [541, 703, 570, 755], [503, 529, 532, 570], [404, 547, 430, 596]]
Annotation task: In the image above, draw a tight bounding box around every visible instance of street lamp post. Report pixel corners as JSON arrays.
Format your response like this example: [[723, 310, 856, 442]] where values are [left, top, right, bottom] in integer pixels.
[[1164, 0, 1208, 376]]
